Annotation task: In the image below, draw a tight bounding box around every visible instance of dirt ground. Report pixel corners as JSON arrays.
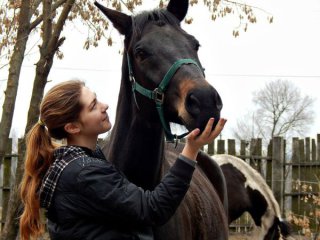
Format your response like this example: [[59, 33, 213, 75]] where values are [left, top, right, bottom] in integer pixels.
[[40, 231, 314, 240], [41, 232, 315, 239], [229, 232, 313, 240]]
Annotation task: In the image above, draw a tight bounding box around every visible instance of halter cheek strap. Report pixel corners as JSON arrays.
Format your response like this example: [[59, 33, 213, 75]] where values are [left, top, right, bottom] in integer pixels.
[[127, 53, 204, 142]]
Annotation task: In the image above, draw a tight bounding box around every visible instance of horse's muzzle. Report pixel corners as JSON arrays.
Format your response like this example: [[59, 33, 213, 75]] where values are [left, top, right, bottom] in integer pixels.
[[185, 86, 223, 131]]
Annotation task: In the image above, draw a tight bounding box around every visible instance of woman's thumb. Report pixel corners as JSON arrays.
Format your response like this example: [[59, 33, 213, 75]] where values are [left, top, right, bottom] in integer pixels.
[[188, 128, 200, 139]]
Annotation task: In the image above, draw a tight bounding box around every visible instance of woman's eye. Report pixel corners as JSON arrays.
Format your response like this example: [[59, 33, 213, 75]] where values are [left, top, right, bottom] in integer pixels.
[[91, 100, 97, 110]]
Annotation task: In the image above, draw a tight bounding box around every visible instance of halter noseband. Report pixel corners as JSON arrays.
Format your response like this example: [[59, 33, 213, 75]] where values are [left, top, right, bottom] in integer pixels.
[[127, 53, 204, 142]]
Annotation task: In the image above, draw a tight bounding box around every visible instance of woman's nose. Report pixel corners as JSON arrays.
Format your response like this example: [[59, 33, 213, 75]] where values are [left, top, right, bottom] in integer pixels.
[[103, 103, 109, 111]]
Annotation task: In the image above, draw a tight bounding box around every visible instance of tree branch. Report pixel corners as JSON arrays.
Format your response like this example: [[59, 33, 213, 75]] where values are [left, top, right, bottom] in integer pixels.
[[42, 0, 53, 52], [222, 0, 272, 15], [47, 0, 75, 58], [30, 0, 67, 31]]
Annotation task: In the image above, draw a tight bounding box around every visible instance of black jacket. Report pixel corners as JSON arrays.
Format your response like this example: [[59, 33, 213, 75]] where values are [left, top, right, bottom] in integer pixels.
[[40, 145, 195, 240]]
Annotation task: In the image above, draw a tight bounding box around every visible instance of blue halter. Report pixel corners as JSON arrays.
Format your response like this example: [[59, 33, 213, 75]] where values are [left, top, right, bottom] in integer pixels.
[[127, 53, 204, 142]]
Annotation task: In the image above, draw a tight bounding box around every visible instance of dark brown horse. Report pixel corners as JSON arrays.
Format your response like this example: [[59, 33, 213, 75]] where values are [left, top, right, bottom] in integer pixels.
[[95, 0, 228, 239]]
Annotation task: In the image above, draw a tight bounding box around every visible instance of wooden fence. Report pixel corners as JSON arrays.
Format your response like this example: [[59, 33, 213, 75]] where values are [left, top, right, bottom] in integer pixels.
[[0, 138, 21, 232], [1, 134, 319, 234]]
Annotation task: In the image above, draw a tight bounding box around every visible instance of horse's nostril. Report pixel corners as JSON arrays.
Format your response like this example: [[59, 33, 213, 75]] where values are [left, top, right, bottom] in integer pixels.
[[216, 93, 223, 111], [186, 93, 201, 117]]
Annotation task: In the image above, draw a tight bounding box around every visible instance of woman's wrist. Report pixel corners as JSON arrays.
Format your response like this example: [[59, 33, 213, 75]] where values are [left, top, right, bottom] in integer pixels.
[[181, 144, 199, 161]]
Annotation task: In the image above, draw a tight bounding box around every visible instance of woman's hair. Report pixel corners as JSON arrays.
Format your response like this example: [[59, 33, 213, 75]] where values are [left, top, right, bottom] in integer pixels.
[[19, 79, 85, 239]]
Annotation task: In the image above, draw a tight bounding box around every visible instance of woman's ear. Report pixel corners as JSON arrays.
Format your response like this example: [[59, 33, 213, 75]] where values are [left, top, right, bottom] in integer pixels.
[[64, 122, 80, 135]]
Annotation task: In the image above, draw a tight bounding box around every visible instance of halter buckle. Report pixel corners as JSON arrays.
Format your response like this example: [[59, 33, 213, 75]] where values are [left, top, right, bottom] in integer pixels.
[[153, 88, 164, 104], [129, 74, 135, 83]]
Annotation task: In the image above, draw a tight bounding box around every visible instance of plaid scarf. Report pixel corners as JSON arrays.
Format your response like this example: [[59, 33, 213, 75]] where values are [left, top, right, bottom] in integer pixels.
[[40, 145, 105, 209]]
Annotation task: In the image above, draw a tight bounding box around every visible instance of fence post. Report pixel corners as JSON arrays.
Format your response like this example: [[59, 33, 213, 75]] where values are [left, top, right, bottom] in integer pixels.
[[217, 139, 225, 154], [305, 137, 311, 162], [311, 138, 317, 193], [250, 138, 262, 173], [266, 140, 272, 187], [240, 140, 247, 160], [298, 139, 306, 212], [317, 134, 320, 161], [227, 139, 236, 156], [272, 136, 284, 214], [1, 138, 12, 230], [312, 139, 316, 162], [317, 135, 320, 191], [207, 140, 215, 155], [306, 137, 313, 182], [291, 137, 300, 215]]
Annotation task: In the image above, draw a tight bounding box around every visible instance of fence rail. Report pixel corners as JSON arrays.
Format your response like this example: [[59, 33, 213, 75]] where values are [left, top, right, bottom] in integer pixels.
[[1, 134, 319, 234]]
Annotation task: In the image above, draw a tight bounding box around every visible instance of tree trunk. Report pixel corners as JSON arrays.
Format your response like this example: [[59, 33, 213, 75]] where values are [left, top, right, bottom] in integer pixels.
[[0, 0, 32, 235], [1, 1, 75, 239], [0, 0, 31, 166], [25, 0, 74, 133], [0, 0, 67, 159]]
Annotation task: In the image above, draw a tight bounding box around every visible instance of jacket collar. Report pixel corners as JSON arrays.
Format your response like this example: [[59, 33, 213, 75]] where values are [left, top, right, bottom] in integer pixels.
[[40, 145, 104, 209]]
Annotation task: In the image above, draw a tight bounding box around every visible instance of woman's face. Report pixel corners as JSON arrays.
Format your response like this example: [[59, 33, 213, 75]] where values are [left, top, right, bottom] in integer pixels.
[[77, 86, 112, 137]]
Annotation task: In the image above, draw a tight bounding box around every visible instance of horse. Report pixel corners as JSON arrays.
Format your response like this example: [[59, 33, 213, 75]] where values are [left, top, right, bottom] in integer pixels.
[[95, 0, 229, 239], [214, 154, 294, 240]]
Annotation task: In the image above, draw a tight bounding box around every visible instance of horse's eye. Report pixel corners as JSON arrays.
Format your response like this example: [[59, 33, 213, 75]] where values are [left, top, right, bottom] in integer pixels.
[[134, 48, 149, 61]]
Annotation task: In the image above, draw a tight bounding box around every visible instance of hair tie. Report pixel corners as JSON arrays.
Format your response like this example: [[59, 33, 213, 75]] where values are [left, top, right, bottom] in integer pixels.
[[38, 119, 45, 127]]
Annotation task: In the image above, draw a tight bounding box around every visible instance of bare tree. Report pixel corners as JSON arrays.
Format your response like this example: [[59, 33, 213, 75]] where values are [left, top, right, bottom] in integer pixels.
[[0, 0, 33, 167], [0, 1, 109, 238], [233, 112, 265, 141], [233, 79, 315, 142]]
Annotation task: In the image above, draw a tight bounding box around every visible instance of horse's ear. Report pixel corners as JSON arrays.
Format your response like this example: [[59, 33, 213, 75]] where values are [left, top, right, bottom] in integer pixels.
[[94, 1, 131, 35], [167, 0, 189, 22]]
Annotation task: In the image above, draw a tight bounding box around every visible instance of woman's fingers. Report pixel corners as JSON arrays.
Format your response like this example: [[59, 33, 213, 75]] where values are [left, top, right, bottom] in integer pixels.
[[209, 118, 227, 139], [183, 118, 227, 160], [186, 118, 227, 144], [188, 128, 200, 139], [200, 118, 227, 142], [201, 118, 215, 138]]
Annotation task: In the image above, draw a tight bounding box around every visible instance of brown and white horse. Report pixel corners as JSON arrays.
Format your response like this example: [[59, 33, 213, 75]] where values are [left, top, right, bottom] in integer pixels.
[[214, 154, 294, 240]]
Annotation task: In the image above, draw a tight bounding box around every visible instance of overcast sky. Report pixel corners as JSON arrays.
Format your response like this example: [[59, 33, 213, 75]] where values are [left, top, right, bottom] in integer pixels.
[[0, 0, 319, 141]]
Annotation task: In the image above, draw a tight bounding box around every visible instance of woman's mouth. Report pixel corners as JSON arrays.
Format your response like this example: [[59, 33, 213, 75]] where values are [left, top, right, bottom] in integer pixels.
[[103, 114, 109, 122]]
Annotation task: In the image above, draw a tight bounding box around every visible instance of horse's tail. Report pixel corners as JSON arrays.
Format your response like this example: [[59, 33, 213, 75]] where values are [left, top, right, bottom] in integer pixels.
[[276, 217, 294, 239]]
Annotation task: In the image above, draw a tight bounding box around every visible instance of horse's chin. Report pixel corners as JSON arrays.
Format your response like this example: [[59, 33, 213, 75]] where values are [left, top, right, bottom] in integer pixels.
[[169, 122, 189, 135], [177, 117, 194, 132], [179, 116, 220, 133]]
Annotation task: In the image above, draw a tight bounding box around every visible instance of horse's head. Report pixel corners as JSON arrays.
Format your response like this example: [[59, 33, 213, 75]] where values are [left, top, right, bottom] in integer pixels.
[[95, 0, 222, 137]]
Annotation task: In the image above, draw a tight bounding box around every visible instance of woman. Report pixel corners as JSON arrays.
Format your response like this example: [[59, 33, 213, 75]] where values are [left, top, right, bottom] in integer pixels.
[[19, 79, 227, 240]]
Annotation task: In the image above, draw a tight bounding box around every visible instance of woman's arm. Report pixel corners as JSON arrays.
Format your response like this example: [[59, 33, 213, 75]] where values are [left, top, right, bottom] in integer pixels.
[[76, 118, 226, 225], [76, 155, 195, 226]]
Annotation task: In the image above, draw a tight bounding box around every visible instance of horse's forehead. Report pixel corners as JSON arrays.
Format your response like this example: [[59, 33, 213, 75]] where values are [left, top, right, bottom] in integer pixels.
[[136, 21, 186, 40], [135, 25, 194, 53]]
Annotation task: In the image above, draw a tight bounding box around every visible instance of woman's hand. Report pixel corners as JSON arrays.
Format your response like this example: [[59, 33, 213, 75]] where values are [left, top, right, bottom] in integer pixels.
[[181, 118, 227, 161]]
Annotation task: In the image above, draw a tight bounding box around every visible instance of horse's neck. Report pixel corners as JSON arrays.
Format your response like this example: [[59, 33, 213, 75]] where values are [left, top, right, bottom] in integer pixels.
[[107, 75, 165, 190]]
